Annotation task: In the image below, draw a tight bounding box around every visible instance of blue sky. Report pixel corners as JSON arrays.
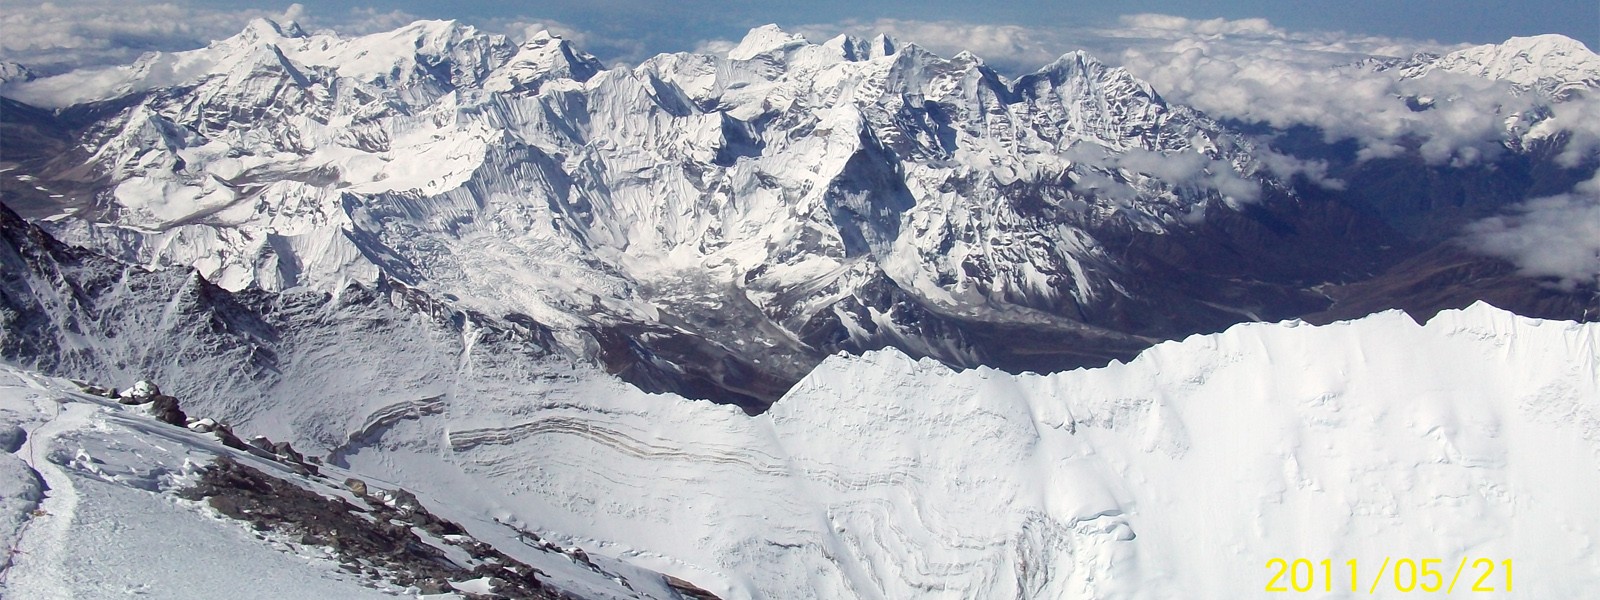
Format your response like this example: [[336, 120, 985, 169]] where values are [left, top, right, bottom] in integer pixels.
[[231, 0, 1597, 57], [3, 0, 1596, 74]]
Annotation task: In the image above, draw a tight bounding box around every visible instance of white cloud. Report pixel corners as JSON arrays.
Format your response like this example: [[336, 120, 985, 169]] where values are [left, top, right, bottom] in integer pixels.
[[1531, 95, 1600, 167], [0, 2, 419, 73], [794, 19, 1066, 74], [1465, 171, 1600, 289], [0, 1, 264, 72], [789, 15, 1600, 170], [1062, 146, 1263, 204], [1255, 150, 1345, 190], [1106, 13, 1448, 61], [692, 38, 737, 56], [0, 2, 652, 76], [1114, 38, 1555, 167]]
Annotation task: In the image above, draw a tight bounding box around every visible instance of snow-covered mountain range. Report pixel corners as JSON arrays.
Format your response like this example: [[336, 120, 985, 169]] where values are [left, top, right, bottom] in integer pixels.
[[4, 19, 1594, 406], [1399, 33, 1600, 97], [2, 19, 1600, 598]]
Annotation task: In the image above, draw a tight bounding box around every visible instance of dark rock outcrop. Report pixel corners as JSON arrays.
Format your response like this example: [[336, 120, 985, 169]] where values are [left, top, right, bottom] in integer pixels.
[[182, 456, 559, 599]]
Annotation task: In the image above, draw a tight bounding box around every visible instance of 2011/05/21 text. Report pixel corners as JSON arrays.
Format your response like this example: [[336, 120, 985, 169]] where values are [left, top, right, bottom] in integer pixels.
[[1265, 557, 1512, 593]]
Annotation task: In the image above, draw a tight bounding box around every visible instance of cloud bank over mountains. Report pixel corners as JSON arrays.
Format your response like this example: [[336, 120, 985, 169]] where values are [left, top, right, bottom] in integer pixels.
[[1468, 172, 1600, 289], [1, 2, 616, 75]]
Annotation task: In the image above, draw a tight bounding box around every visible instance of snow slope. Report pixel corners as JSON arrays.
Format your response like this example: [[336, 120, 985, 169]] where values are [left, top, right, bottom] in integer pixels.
[[293, 301, 1599, 599], [0, 368, 702, 600]]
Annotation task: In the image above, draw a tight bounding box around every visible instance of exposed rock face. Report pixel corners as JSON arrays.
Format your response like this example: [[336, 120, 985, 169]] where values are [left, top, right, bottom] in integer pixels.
[[181, 456, 560, 599]]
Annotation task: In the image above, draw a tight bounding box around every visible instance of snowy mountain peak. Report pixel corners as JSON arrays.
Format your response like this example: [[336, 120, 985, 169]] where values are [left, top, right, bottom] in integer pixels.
[[392, 18, 476, 42], [950, 49, 984, 64], [0, 61, 34, 84], [728, 24, 808, 60], [233, 17, 293, 43], [281, 20, 309, 38], [221, 17, 310, 50], [822, 33, 899, 62], [1025, 50, 1158, 96], [1417, 33, 1600, 91], [485, 30, 604, 92], [869, 33, 898, 56], [1038, 50, 1102, 72], [1500, 33, 1596, 57]]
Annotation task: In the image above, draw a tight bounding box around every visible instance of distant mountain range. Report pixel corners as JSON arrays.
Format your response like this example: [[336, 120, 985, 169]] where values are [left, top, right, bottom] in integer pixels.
[[1, 20, 1596, 411]]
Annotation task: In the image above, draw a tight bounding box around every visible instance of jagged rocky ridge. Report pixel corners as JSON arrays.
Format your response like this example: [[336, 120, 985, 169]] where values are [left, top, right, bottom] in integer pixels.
[[2, 20, 1598, 408]]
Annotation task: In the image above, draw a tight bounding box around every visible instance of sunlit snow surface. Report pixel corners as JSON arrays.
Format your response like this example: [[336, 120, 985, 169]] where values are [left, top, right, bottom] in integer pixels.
[[0, 372, 689, 600], [2, 303, 1597, 598], [212, 303, 1600, 597]]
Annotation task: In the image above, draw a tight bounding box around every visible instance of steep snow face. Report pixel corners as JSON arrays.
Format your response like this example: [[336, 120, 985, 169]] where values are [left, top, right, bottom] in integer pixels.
[[312, 302, 1600, 599], [0, 200, 590, 447]]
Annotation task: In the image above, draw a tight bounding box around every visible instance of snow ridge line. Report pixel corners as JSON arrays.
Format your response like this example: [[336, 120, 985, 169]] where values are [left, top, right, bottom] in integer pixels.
[[3, 394, 88, 599], [0, 378, 63, 586]]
